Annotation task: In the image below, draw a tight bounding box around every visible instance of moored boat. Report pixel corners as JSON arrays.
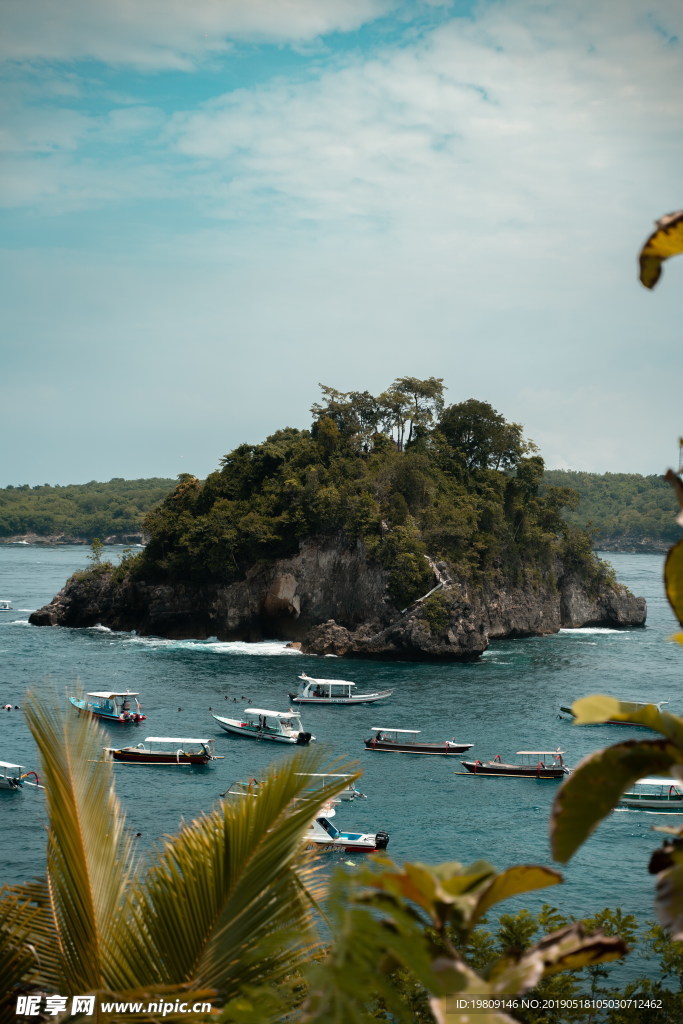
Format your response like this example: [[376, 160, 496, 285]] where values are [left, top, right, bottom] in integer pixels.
[[559, 700, 668, 727], [105, 736, 220, 765], [296, 772, 367, 800], [212, 707, 314, 745], [0, 761, 42, 791], [305, 807, 389, 852], [69, 691, 145, 724], [289, 673, 392, 705], [364, 727, 472, 755], [460, 750, 570, 779], [618, 777, 683, 811], [0, 599, 12, 611]]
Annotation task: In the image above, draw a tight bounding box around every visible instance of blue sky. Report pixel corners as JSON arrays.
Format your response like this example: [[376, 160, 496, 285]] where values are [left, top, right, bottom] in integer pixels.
[[1, 0, 682, 486]]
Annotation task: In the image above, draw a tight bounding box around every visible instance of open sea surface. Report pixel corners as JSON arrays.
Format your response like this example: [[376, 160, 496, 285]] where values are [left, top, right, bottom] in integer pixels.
[[1, 545, 681, 985]]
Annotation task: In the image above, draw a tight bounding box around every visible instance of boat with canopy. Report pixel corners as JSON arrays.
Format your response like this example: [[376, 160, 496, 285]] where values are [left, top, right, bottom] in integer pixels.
[[289, 673, 392, 705], [364, 727, 472, 755], [104, 737, 221, 765], [69, 691, 145, 724], [212, 707, 314, 744], [459, 750, 570, 779]]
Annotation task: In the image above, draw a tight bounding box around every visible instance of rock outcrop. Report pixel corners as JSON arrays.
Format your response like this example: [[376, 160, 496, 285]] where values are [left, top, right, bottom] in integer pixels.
[[29, 538, 646, 661]]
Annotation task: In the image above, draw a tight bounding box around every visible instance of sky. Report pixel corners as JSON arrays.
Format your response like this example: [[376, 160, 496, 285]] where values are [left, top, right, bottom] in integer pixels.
[[1, 0, 682, 486]]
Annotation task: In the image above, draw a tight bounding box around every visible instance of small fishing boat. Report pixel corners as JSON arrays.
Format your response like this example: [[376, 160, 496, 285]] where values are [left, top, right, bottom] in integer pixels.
[[364, 727, 473, 755], [212, 707, 314, 745], [0, 762, 42, 791], [559, 700, 668, 727], [289, 673, 392, 705], [69, 691, 145, 724], [305, 807, 389, 853], [0, 599, 12, 611], [460, 750, 570, 779], [618, 777, 683, 811], [105, 736, 220, 765], [296, 772, 367, 800]]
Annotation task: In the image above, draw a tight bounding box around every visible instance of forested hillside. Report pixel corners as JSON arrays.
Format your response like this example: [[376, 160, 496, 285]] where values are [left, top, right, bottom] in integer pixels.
[[0, 478, 175, 541], [542, 469, 678, 550], [127, 379, 606, 607]]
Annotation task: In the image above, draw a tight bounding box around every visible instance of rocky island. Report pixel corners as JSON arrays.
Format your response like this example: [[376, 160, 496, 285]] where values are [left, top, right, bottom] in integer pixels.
[[30, 380, 646, 659]]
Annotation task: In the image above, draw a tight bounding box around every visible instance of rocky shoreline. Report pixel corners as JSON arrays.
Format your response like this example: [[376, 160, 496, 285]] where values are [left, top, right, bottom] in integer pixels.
[[29, 539, 647, 661], [0, 533, 144, 546]]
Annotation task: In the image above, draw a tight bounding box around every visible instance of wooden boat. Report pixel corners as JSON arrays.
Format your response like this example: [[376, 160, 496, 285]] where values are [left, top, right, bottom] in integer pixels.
[[559, 701, 668, 727], [0, 761, 41, 791], [104, 736, 220, 765], [69, 691, 146, 724], [460, 750, 570, 779], [618, 777, 683, 811], [289, 673, 392, 705], [212, 707, 314, 745], [364, 727, 473, 755]]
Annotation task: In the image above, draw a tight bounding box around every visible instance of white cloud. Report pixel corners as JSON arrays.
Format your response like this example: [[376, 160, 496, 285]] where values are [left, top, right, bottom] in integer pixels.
[[0, 0, 394, 68]]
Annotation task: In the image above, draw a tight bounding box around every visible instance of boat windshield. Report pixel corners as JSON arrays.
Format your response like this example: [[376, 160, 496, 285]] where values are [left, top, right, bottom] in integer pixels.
[[318, 817, 340, 839]]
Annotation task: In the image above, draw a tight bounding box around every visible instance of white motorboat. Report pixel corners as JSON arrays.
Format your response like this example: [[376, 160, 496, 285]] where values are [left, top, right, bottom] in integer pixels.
[[289, 673, 392, 705], [305, 804, 389, 852], [212, 707, 314, 745], [618, 777, 683, 812], [0, 599, 12, 611], [69, 691, 145, 724]]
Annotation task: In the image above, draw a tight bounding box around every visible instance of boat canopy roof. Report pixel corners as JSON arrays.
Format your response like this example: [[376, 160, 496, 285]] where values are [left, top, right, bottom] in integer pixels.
[[0, 761, 23, 770], [296, 772, 351, 778], [301, 674, 355, 688], [371, 727, 420, 734], [635, 776, 681, 786], [87, 691, 140, 698], [517, 750, 565, 756], [245, 708, 299, 719], [143, 737, 212, 745]]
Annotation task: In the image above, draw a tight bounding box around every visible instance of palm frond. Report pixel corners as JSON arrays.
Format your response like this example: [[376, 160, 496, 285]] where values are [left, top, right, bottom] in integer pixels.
[[24, 689, 138, 992], [122, 747, 357, 1002]]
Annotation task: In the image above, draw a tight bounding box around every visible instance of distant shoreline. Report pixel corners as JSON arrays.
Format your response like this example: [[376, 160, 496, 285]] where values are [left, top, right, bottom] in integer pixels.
[[0, 533, 144, 547]]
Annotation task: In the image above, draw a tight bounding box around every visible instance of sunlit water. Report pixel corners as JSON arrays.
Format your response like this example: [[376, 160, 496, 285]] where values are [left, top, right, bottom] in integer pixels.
[[0, 544, 680, 983]]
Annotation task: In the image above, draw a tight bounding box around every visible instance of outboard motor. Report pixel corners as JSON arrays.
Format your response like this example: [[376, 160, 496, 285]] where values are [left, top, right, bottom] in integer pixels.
[[374, 831, 390, 850], [296, 731, 312, 746]]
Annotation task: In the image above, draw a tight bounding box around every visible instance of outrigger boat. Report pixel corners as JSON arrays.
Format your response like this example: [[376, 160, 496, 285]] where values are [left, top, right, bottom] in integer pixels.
[[618, 777, 683, 811], [0, 762, 42, 791], [69, 691, 145, 724], [289, 673, 392, 705], [559, 701, 668, 727], [296, 772, 367, 801], [104, 737, 220, 765], [460, 750, 570, 779], [364, 727, 473, 755], [212, 707, 314, 745]]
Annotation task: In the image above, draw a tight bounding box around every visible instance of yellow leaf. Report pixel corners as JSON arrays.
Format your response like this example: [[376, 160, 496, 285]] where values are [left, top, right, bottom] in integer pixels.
[[665, 539, 683, 629], [639, 210, 683, 288]]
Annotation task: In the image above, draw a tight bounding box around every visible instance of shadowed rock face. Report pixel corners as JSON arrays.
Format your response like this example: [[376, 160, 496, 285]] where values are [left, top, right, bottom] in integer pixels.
[[29, 539, 646, 661]]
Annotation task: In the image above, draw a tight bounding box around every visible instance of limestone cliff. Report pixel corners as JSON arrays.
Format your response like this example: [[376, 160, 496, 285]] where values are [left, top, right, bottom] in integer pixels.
[[29, 538, 646, 660]]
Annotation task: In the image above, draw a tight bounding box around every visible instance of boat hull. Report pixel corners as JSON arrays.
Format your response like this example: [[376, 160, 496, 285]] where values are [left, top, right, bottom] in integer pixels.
[[109, 749, 211, 765], [214, 718, 312, 744], [290, 692, 391, 705], [461, 760, 567, 779], [365, 739, 472, 755], [619, 795, 683, 811]]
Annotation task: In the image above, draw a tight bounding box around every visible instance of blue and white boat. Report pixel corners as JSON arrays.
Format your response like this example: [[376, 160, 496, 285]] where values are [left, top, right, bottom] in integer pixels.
[[69, 690, 146, 724], [0, 599, 12, 611], [0, 761, 42, 791]]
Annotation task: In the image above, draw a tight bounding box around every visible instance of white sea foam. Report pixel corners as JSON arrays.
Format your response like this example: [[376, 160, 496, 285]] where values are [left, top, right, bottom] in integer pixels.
[[559, 627, 625, 635], [121, 636, 302, 656], [89, 624, 113, 633]]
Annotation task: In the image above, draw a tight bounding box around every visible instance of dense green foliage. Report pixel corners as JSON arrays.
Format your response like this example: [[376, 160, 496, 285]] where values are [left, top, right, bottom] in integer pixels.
[[542, 470, 678, 548], [0, 478, 175, 541], [137, 381, 608, 604]]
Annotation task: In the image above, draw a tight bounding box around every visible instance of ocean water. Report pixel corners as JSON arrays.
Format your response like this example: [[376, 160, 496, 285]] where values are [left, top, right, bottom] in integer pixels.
[[0, 544, 681, 981]]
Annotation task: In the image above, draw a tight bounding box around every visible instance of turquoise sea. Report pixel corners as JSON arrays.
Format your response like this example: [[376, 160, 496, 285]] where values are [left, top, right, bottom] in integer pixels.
[[0, 545, 681, 984]]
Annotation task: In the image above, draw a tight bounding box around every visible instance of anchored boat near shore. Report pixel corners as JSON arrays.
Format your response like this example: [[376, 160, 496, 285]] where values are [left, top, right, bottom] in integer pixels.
[[212, 707, 314, 745], [459, 750, 570, 779], [289, 673, 392, 705], [105, 737, 221, 765], [364, 727, 473, 755], [618, 777, 683, 811], [69, 691, 146, 724]]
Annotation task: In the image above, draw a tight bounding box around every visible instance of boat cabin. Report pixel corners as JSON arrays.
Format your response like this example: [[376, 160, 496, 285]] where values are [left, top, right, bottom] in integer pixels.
[[89, 691, 143, 715], [516, 750, 566, 766], [298, 676, 357, 699], [0, 600, 12, 611], [619, 776, 683, 810], [295, 772, 365, 801], [244, 708, 305, 736], [371, 728, 421, 743]]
